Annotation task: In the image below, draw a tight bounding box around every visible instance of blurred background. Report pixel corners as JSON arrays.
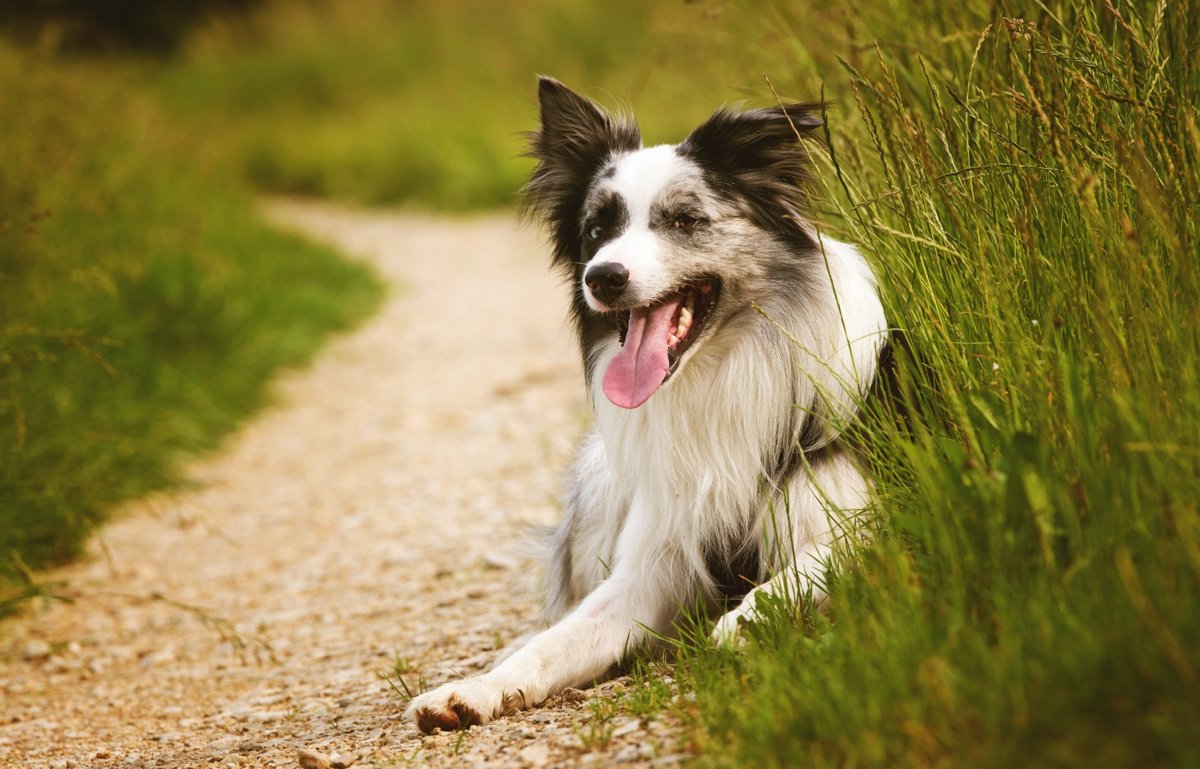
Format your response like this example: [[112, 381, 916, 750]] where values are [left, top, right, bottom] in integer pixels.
[[2, 0, 806, 210], [2, 2, 1198, 765]]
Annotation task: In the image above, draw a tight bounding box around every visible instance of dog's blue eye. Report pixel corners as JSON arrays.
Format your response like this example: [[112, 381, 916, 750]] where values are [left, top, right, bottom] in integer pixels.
[[587, 225, 602, 241]]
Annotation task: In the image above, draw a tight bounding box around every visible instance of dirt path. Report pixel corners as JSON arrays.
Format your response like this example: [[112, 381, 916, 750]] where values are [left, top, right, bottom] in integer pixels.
[[0, 202, 681, 769]]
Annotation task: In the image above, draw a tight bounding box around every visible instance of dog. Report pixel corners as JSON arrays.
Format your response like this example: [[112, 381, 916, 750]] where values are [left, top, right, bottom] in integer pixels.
[[404, 77, 888, 732]]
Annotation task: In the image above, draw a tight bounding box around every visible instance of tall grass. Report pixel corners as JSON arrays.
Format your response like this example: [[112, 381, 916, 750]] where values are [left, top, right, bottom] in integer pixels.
[[0, 44, 383, 594], [661, 2, 1200, 767]]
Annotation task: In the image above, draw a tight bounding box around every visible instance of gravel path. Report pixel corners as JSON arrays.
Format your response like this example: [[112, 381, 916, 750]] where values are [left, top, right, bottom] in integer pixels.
[[0, 202, 683, 769]]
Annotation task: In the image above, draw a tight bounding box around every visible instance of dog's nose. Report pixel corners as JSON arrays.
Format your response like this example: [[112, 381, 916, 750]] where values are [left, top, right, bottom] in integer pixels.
[[585, 262, 630, 305]]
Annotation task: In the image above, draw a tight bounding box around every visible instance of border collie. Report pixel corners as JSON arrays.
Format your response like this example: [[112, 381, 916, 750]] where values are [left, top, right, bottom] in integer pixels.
[[405, 77, 888, 732]]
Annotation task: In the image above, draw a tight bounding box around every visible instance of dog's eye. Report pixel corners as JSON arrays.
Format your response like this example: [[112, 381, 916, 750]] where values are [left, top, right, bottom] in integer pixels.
[[586, 224, 603, 241], [672, 215, 703, 231]]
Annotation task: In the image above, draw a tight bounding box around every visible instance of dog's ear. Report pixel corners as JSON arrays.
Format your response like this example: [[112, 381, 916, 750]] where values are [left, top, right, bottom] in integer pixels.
[[679, 104, 824, 240], [524, 77, 641, 268], [531, 77, 641, 169], [680, 104, 823, 182]]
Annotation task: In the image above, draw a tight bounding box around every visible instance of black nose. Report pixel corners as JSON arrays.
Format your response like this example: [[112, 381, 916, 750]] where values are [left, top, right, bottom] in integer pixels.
[[584, 262, 630, 305]]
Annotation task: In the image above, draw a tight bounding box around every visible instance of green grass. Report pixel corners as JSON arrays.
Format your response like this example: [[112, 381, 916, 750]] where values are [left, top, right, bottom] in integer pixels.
[[0, 44, 383, 596], [154, 0, 668, 210], [640, 2, 1200, 767]]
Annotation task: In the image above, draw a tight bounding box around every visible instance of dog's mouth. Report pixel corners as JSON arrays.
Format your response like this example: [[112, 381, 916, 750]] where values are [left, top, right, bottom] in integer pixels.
[[603, 278, 720, 409]]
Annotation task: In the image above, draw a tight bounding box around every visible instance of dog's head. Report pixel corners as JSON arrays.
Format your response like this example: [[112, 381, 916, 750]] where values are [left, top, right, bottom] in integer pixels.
[[525, 77, 824, 409]]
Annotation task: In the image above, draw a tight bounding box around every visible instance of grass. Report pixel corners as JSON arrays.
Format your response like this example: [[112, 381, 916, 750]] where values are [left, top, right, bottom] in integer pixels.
[[0, 43, 383, 596], [641, 2, 1200, 767]]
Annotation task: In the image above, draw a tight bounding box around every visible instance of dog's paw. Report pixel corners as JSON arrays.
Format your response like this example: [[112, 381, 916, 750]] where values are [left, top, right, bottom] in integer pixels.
[[403, 677, 525, 733], [711, 605, 753, 648]]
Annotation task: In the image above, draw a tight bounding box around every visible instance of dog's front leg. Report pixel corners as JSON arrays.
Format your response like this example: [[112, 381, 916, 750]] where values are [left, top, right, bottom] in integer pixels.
[[710, 541, 831, 647], [712, 451, 871, 647], [404, 502, 683, 732]]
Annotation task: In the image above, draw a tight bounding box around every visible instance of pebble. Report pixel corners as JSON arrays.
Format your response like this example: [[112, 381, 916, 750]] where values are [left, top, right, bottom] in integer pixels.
[[23, 640, 52, 661], [482, 553, 518, 570], [610, 719, 642, 739], [517, 743, 552, 766], [297, 748, 358, 769]]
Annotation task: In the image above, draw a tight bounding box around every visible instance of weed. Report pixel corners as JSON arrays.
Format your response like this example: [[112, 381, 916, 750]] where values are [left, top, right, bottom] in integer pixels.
[[391, 653, 414, 676], [573, 694, 621, 749], [623, 662, 675, 719]]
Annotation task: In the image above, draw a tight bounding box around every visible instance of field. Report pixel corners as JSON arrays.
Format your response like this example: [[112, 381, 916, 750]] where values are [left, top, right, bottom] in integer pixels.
[[3, 0, 1198, 765]]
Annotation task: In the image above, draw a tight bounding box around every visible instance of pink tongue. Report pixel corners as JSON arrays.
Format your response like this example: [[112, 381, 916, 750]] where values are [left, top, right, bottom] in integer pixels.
[[602, 295, 684, 409]]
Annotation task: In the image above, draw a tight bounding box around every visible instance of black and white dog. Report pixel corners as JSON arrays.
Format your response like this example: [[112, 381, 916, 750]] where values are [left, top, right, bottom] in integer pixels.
[[406, 77, 888, 732]]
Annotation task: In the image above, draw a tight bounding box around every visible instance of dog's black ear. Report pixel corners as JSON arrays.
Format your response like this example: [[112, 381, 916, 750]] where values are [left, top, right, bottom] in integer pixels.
[[531, 77, 641, 170], [679, 104, 825, 242], [680, 103, 823, 182], [524, 77, 641, 269]]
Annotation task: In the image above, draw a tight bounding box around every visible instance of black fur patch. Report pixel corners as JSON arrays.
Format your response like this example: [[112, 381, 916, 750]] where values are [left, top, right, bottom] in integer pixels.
[[677, 104, 825, 254], [582, 192, 629, 259], [705, 537, 763, 607]]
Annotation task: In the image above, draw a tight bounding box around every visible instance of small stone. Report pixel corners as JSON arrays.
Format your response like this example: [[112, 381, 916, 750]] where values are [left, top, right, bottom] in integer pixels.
[[23, 640, 52, 661], [297, 748, 358, 769], [297, 749, 329, 769], [517, 743, 552, 766], [138, 647, 176, 668], [482, 553, 518, 570], [246, 710, 288, 723]]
